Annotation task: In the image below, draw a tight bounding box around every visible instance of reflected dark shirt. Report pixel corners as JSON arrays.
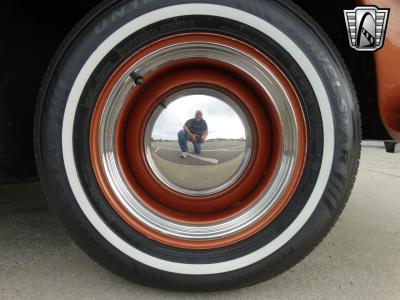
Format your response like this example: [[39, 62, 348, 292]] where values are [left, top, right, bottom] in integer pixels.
[[185, 119, 208, 137]]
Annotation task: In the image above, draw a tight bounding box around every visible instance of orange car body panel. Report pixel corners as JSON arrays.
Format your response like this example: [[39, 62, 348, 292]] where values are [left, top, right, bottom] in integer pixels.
[[359, 0, 400, 141]]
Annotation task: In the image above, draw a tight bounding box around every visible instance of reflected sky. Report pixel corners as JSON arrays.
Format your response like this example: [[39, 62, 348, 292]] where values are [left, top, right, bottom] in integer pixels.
[[152, 95, 246, 140]]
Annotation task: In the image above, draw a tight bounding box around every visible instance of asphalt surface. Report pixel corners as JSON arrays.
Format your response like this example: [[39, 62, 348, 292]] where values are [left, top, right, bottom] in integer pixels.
[[0, 147, 399, 299], [152, 140, 246, 165], [151, 140, 247, 190]]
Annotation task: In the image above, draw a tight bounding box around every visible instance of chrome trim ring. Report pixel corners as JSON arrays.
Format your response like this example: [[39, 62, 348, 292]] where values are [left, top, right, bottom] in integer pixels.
[[97, 41, 300, 240]]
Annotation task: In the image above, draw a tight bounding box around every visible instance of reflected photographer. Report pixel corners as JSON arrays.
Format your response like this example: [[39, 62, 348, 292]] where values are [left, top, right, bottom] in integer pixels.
[[178, 110, 208, 157]]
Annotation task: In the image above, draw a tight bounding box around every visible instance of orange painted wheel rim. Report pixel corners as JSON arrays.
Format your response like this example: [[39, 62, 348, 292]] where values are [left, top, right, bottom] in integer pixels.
[[90, 33, 307, 249]]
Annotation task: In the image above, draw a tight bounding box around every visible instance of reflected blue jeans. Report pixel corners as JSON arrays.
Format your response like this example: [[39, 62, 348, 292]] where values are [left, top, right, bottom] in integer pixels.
[[178, 130, 202, 154]]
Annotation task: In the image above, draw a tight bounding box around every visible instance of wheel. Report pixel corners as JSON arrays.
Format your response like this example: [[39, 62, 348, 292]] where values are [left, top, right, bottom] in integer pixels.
[[384, 141, 397, 153], [35, 0, 361, 291]]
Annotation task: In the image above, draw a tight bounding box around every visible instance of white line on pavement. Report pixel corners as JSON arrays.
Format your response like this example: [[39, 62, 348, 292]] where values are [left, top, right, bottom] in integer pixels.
[[154, 146, 245, 153], [185, 153, 219, 164]]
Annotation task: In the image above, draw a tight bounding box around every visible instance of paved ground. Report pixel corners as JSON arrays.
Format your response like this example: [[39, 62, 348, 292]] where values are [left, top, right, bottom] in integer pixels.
[[151, 140, 247, 190], [0, 147, 399, 299], [152, 140, 246, 165]]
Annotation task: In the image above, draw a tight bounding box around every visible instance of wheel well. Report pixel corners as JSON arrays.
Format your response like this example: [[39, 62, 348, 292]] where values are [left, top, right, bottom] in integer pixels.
[[0, 1, 98, 182]]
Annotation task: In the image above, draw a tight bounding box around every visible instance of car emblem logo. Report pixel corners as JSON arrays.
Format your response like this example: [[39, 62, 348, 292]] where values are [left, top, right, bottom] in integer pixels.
[[344, 6, 389, 51]]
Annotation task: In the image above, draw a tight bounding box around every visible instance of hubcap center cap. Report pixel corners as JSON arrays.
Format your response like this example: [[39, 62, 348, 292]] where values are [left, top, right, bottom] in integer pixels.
[[144, 87, 253, 196]]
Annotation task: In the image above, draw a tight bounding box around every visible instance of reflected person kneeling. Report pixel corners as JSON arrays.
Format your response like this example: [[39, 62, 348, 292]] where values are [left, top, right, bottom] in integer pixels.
[[178, 110, 208, 157]]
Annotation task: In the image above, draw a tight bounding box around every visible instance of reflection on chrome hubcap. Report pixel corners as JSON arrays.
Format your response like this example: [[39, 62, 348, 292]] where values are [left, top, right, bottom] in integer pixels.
[[97, 40, 301, 240], [144, 88, 253, 196]]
